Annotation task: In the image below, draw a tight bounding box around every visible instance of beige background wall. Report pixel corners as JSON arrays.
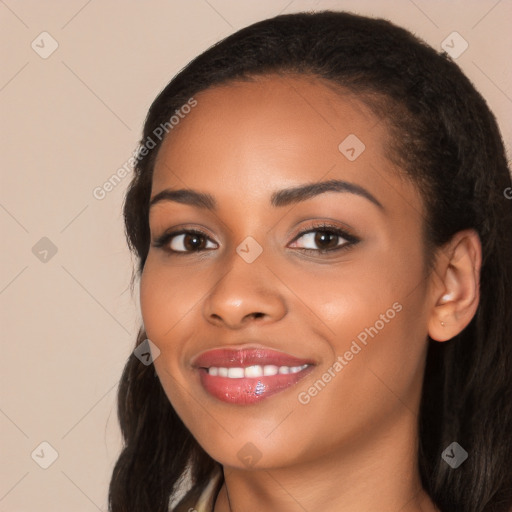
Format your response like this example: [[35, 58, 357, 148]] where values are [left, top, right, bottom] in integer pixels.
[[1, 1, 510, 510]]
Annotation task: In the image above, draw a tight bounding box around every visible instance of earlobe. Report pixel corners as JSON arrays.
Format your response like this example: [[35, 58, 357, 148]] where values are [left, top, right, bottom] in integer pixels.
[[428, 229, 482, 342]]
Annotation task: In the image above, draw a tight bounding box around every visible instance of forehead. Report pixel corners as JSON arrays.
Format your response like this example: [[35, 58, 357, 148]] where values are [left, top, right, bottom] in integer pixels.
[[153, 75, 387, 189], [149, 74, 425, 228]]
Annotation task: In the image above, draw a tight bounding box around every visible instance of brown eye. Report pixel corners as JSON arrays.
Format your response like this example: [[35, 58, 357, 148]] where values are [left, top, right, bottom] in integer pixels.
[[313, 231, 341, 250], [167, 232, 217, 252], [290, 228, 353, 252]]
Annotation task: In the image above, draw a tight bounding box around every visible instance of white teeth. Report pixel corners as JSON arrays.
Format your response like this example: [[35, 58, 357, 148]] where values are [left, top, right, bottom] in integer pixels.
[[207, 364, 308, 378], [245, 365, 264, 378], [227, 367, 245, 378], [263, 365, 279, 376]]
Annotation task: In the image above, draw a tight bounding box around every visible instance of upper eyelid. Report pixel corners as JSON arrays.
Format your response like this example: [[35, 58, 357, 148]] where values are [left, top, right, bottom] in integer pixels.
[[290, 224, 354, 240], [156, 226, 217, 242]]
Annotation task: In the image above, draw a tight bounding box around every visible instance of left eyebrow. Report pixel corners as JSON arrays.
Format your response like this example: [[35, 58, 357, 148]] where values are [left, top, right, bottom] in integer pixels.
[[271, 179, 384, 210], [149, 179, 383, 211]]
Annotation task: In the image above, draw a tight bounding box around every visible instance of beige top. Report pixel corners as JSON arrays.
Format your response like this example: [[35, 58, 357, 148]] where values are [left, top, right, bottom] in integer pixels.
[[173, 471, 222, 512]]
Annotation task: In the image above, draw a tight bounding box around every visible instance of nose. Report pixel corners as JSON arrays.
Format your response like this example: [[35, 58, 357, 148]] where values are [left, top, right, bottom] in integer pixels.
[[202, 251, 287, 329]]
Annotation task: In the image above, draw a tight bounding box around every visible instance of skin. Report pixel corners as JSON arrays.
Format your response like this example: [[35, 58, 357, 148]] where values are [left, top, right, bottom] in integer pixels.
[[140, 75, 481, 512]]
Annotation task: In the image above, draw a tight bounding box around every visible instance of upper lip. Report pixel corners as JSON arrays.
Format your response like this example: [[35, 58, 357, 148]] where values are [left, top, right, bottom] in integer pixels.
[[192, 346, 315, 369]]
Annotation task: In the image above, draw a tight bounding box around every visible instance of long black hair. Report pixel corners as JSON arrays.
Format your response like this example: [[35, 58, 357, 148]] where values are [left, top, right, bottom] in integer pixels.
[[109, 11, 512, 512]]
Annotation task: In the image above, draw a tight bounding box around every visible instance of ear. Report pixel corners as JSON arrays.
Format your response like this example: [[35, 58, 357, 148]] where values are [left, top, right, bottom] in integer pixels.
[[428, 229, 482, 342]]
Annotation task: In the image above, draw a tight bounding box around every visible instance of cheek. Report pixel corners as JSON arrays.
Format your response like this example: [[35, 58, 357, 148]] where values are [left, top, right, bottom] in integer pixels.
[[140, 263, 169, 341], [287, 239, 429, 396], [140, 255, 204, 340], [139, 257, 203, 420], [286, 243, 425, 340], [289, 292, 428, 455]]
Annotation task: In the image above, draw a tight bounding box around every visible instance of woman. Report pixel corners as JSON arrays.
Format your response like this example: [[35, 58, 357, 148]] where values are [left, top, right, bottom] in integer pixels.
[[109, 11, 512, 512]]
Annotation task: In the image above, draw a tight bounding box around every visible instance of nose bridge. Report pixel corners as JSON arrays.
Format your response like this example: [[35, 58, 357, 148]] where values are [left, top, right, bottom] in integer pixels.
[[202, 240, 286, 327]]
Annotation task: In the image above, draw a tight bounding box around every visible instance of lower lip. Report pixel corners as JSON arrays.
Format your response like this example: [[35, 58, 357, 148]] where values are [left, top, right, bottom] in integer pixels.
[[198, 367, 314, 404]]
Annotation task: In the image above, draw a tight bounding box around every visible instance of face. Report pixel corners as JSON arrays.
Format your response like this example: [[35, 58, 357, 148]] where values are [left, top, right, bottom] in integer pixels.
[[140, 75, 433, 470]]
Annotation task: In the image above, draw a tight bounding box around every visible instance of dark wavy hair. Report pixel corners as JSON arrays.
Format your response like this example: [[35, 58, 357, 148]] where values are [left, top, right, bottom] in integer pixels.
[[109, 10, 512, 512]]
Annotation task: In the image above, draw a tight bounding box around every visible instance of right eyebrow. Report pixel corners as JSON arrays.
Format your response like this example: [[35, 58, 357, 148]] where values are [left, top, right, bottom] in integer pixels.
[[149, 189, 217, 210]]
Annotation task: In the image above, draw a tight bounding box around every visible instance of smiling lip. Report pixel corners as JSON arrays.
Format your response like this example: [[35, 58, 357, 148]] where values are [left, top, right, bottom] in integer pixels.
[[192, 348, 314, 405]]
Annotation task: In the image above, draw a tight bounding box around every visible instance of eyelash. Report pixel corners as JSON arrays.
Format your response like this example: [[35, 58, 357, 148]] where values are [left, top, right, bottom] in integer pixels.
[[152, 222, 360, 257]]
